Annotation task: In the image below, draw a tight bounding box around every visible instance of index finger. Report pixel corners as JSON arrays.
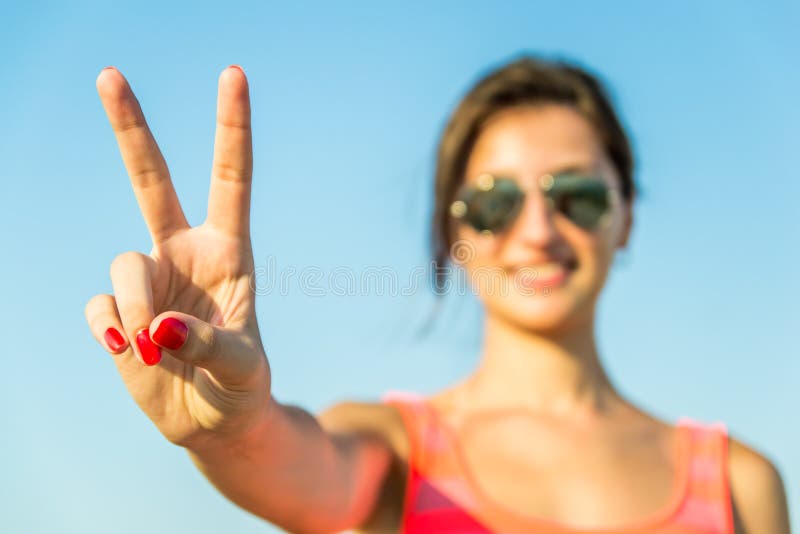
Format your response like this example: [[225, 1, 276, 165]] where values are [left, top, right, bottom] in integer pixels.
[[97, 67, 189, 242]]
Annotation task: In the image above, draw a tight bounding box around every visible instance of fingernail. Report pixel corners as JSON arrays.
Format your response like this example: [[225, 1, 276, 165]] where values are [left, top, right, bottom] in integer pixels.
[[135, 328, 162, 366], [152, 317, 188, 350], [228, 64, 244, 73], [104, 327, 127, 353], [102, 66, 115, 71]]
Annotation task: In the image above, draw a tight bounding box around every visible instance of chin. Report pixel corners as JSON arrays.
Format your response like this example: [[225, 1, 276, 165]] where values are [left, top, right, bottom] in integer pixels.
[[483, 281, 598, 334]]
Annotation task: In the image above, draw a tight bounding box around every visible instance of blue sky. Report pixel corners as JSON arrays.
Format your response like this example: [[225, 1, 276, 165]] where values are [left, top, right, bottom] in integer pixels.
[[1, 1, 797, 532]]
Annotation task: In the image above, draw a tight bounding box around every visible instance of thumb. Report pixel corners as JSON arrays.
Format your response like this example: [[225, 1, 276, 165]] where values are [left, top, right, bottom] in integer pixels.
[[149, 311, 264, 386]]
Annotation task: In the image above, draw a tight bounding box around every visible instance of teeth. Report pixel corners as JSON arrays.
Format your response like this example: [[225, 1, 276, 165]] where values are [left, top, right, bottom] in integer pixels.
[[532, 263, 565, 278], [515, 261, 575, 282], [518, 262, 572, 281]]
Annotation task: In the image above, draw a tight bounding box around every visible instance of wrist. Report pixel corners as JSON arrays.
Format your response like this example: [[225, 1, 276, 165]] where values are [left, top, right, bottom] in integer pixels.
[[185, 398, 278, 461]]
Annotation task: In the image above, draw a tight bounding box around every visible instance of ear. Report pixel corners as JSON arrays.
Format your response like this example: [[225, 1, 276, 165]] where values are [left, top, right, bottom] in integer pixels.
[[616, 199, 634, 249]]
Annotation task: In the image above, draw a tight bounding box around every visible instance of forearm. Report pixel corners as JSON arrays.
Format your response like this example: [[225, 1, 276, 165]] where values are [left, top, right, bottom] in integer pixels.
[[185, 399, 388, 534]]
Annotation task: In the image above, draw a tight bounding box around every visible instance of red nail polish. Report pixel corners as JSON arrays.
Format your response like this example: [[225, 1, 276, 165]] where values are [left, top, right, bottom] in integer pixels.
[[104, 327, 127, 353], [152, 317, 188, 350], [135, 329, 162, 366]]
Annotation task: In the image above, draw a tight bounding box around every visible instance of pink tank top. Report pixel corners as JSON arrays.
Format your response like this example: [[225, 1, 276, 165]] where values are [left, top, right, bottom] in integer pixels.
[[382, 390, 734, 534]]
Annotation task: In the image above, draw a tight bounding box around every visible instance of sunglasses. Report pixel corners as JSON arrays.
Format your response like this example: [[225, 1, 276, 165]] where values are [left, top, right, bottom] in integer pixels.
[[449, 172, 618, 234]]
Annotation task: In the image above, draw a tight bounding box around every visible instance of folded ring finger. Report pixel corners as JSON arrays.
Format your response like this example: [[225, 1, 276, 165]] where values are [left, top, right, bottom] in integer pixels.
[[109, 251, 161, 366]]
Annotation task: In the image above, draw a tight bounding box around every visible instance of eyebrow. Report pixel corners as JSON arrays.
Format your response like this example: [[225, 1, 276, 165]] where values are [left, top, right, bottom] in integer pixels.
[[545, 164, 596, 176], [467, 163, 600, 184]]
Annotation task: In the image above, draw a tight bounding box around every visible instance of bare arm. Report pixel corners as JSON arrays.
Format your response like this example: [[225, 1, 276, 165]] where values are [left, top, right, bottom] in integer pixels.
[[187, 399, 394, 534]]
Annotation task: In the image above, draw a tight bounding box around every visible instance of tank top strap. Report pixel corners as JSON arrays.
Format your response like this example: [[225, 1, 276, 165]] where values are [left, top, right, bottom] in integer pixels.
[[381, 390, 489, 532], [673, 417, 735, 533], [381, 390, 436, 472]]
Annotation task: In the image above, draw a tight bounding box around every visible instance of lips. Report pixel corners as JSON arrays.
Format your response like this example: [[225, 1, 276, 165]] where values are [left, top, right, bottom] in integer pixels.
[[512, 259, 576, 289]]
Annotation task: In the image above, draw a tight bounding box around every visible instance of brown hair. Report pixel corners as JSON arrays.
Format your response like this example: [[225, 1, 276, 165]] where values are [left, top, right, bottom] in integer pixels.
[[431, 54, 636, 291]]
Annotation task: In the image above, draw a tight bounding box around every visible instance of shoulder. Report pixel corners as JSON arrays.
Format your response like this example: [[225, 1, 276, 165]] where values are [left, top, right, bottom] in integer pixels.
[[727, 434, 790, 534], [317, 399, 412, 533], [317, 399, 410, 459]]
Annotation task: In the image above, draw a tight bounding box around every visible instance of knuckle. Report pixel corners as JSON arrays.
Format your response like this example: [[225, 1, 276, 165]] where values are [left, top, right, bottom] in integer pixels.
[[212, 160, 247, 183], [109, 250, 144, 277], [113, 116, 147, 134], [129, 167, 166, 188], [84, 294, 101, 318], [84, 294, 112, 326]]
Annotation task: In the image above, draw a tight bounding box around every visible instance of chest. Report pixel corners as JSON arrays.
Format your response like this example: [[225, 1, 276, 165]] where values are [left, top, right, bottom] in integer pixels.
[[457, 417, 677, 518], [409, 417, 683, 530], [366, 396, 733, 534]]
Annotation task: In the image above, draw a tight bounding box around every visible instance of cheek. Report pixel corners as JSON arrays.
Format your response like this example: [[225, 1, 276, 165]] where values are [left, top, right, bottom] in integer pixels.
[[597, 207, 629, 264], [568, 223, 621, 290], [451, 229, 510, 296], [452, 227, 501, 268]]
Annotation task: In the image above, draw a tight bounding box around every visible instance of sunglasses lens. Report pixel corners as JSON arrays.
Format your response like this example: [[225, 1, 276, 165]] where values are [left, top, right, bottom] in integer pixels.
[[458, 178, 524, 233], [548, 175, 610, 229], [454, 174, 612, 233]]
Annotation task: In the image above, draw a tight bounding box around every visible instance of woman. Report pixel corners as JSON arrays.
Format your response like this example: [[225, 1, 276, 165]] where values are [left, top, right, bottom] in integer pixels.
[[85, 56, 790, 533]]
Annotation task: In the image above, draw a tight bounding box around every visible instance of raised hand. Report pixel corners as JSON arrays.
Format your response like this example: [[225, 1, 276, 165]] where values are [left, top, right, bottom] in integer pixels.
[[84, 66, 271, 450]]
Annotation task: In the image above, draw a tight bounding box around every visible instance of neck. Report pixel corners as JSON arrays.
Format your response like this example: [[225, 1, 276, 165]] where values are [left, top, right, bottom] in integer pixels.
[[459, 308, 619, 418]]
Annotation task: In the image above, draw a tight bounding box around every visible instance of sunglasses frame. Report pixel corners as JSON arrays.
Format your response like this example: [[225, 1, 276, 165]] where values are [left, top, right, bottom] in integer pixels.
[[449, 172, 620, 235]]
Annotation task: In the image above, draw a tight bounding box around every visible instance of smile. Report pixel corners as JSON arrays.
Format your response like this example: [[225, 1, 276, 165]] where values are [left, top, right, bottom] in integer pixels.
[[512, 260, 576, 290]]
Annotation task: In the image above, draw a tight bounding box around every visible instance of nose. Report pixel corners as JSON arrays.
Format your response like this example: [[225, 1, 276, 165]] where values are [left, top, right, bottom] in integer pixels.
[[508, 187, 558, 246]]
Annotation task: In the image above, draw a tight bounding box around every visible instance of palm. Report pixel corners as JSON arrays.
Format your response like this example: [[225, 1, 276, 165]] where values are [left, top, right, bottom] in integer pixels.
[[151, 226, 255, 330], [95, 67, 270, 449]]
